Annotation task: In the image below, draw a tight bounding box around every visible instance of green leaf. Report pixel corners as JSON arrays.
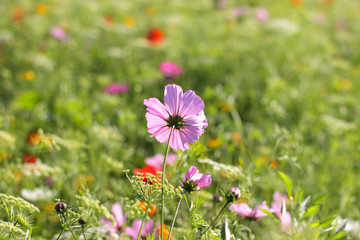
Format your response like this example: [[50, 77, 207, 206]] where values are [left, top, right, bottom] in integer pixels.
[[302, 205, 319, 219], [278, 171, 293, 198], [261, 209, 280, 223]]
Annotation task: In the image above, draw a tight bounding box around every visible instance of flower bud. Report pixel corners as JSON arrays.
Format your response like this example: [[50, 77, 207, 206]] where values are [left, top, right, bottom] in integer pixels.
[[78, 218, 86, 225], [55, 202, 67, 213], [226, 187, 241, 202], [213, 194, 223, 203]]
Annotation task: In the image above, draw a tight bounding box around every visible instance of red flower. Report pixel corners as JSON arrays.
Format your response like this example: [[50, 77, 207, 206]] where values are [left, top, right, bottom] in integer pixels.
[[145, 27, 164, 44], [22, 153, 38, 164], [134, 165, 161, 184]]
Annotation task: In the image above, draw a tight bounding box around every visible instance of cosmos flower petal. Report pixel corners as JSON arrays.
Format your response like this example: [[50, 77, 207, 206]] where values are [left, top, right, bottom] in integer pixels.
[[124, 226, 138, 240], [112, 203, 126, 226], [142, 219, 154, 237], [194, 173, 212, 190], [151, 126, 172, 143], [100, 218, 116, 230], [179, 90, 205, 117], [230, 203, 253, 217], [253, 201, 269, 218], [164, 84, 183, 115], [144, 98, 168, 119]]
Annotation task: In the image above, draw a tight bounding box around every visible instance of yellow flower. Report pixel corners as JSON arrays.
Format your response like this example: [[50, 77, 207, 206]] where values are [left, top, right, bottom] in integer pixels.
[[23, 71, 35, 81], [36, 4, 47, 15], [220, 102, 232, 112], [123, 17, 135, 28]]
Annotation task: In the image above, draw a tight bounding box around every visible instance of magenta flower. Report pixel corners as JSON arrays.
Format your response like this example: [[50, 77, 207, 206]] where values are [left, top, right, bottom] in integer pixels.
[[270, 192, 292, 230], [145, 153, 177, 169], [104, 83, 130, 94], [159, 61, 183, 81], [232, 7, 248, 18], [254, 8, 269, 22], [181, 166, 211, 192], [100, 203, 127, 237], [230, 201, 269, 219], [50, 26, 69, 42], [144, 84, 207, 151], [124, 219, 154, 240]]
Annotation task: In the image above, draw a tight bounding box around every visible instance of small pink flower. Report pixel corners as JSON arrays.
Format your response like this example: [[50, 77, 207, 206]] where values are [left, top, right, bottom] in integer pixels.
[[159, 61, 183, 81], [230, 201, 269, 219], [232, 7, 248, 18], [124, 219, 154, 240], [181, 166, 212, 192], [100, 203, 127, 237], [145, 153, 177, 169], [50, 26, 69, 42], [255, 8, 269, 22], [270, 192, 292, 231], [104, 83, 130, 94], [144, 84, 207, 151]]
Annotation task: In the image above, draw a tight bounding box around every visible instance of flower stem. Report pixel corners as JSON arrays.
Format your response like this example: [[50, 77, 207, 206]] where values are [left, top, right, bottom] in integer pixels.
[[168, 190, 186, 240], [137, 204, 150, 240], [200, 201, 230, 238], [160, 126, 175, 240], [61, 213, 77, 239], [81, 226, 87, 240]]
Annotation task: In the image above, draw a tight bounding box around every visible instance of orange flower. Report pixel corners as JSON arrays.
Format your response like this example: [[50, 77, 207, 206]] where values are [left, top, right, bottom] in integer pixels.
[[23, 71, 35, 81], [12, 7, 24, 23], [270, 160, 279, 168], [139, 201, 156, 217], [232, 133, 242, 146], [145, 27, 164, 44], [208, 138, 220, 148], [323, 0, 333, 3], [104, 15, 114, 25], [26, 131, 51, 147], [157, 224, 171, 239], [134, 165, 161, 184], [291, 0, 302, 6], [220, 102, 232, 112]]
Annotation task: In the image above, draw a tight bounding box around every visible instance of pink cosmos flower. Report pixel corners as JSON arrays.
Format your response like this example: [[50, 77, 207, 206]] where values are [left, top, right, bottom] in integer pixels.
[[230, 201, 269, 219], [159, 61, 183, 81], [100, 203, 127, 237], [181, 166, 212, 192], [144, 84, 207, 151], [104, 83, 130, 94], [145, 153, 177, 169], [50, 26, 69, 42], [232, 7, 248, 18], [270, 192, 292, 230], [255, 8, 269, 22], [124, 219, 154, 240]]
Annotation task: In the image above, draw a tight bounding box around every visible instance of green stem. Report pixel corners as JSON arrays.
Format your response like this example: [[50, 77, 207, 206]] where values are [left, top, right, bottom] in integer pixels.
[[61, 213, 77, 240], [168, 190, 186, 240], [137, 204, 150, 240], [200, 201, 230, 238], [81, 226, 87, 240], [160, 126, 175, 240]]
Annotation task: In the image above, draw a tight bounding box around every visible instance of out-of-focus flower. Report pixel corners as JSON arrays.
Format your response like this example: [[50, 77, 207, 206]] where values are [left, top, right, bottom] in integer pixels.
[[291, 0, 302, 6], [232, 133, 242, 146], [139, 201, 156, 218], [100, 203, 127, 237], [155, 224, 171, 240], [226, 187, 241, 202], [76, 174, 94, 189], [124, 17, 135, 28], [27, 131, 52, 148], [23, 71, 35, 81], [159, 61, 183, 81], [134, 165, 161, 184], [125, 219, 154, 240], [323, 0, 333, 3], [36, 4, 47, 15], [145, 27, 164, 44], [21, 187, 57, 201], [217, 0, 226, 9], [336, 19, 347, 30], [313, 13, 326, 24], [104, 83, 130, 94], [145, 153, 177, 169], [12, 7, 24, 23], [214, 194, 223, 203], [334, 78, 351, 91], [230, 201, 269, 219], [181, 166, 211, 192], [104, 15, 114, 25], [255, 8, 269, 22], [50, 26, 69, 42], [144, 84, 208, 151], [22, 153, 38, 164], [270, 192, 292, 231], [231, 7, 248, 17], [208, 138, 220, 148]]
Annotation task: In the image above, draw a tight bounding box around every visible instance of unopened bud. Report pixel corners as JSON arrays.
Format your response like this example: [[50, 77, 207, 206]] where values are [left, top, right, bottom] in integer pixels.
[[78, 218, 86, 225], [55, 202, 67, 213], [226, 187, 241, 202]]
